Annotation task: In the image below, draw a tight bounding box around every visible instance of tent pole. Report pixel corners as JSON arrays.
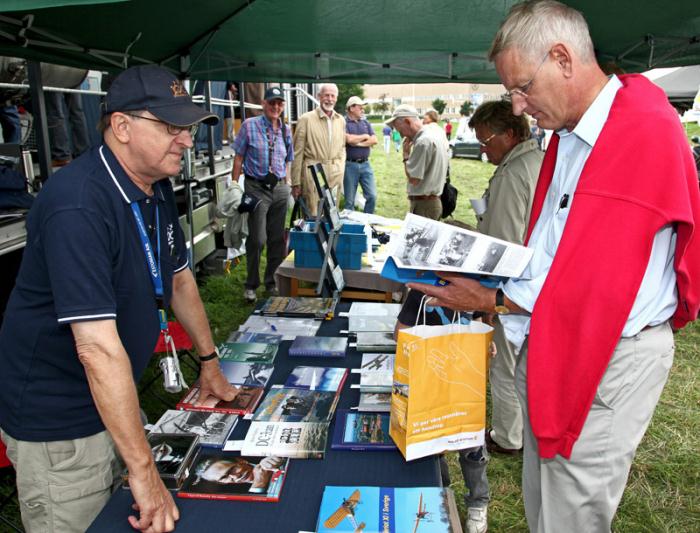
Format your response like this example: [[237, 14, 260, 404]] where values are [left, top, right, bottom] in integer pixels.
[[204, 81, 215, 175], [26, 61, 51, 182]]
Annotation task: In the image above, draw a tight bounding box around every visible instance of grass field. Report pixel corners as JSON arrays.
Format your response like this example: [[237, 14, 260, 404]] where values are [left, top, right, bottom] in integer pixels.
[[2, 123, 698, 531]]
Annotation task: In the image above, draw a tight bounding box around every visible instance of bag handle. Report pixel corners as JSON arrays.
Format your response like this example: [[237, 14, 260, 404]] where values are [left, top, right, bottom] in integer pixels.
[[415, 292, 462, 327]]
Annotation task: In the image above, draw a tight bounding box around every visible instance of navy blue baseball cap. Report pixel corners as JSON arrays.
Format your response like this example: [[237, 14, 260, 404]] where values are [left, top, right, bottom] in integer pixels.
[[103, 65, 218, 127], [264, 86, 284, 101]]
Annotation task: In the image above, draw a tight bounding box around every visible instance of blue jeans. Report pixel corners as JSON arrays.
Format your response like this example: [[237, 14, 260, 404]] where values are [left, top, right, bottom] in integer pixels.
[[0, 105, 21, 143], [46, 92, 90, 160], [343, 160, 376, 214]]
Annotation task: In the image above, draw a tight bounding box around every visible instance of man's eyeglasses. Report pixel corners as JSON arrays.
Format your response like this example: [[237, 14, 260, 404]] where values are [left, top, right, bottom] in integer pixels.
[[478, 133, 497, 147], [124, 113, 198, 137], [501, 50, 550, 103]]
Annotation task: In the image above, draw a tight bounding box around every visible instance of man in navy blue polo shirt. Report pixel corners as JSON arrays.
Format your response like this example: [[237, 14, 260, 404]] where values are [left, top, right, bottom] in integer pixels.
[[231, 86, 293, 303], [343, 96, 377, 213], [0, 65, 236, 533]]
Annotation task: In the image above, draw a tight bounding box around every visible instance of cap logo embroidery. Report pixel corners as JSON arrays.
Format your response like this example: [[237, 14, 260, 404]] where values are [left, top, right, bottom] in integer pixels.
[[170, 80, 188, 98]]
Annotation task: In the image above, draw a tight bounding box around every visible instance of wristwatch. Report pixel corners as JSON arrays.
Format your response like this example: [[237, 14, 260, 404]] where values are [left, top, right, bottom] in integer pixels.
[[494, 288, 510, 315], [199, 348, 219, 362]]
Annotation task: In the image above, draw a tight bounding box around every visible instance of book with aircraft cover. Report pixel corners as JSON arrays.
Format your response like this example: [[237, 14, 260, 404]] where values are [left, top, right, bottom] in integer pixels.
[[259, 296, 339, 320], [149, 410, 238, 448], [241, 421, 329, 459], [123, 433, 198, 491], [217, 342, 278, 364], [177, 382, 264, 416], [218, 360, 274, 388], [353, 332, 397, 353], [226, 330, 283, 345], [358, 392, 391, 412], [316, 486, 461, 533], [355, 353, 394, 393], [177, 449, 289, 502], [288, 336, 348, 358], [331, 410, 395, 451], [284, 366, 349, 393], [253, 387, 340, 423]]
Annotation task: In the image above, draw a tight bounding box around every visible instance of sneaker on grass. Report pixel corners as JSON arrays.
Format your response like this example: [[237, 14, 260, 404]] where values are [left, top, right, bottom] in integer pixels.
[[244, 289, 256, 303], [466, 507, 487, 533]]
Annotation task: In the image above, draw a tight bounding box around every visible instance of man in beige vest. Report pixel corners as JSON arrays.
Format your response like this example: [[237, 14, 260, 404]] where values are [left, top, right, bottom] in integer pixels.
[[291, 84, 346, 215], [470, 100, 543, 455]]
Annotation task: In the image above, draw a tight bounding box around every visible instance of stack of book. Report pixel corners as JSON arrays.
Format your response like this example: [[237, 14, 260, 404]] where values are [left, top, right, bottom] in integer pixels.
[[149, 410, 239, 449], [258, 296, 339, 320], [351, 332, 397, 353], [240, 366, 347, 459], [315, 486, 461, 532], [123, 433, 200, 490]]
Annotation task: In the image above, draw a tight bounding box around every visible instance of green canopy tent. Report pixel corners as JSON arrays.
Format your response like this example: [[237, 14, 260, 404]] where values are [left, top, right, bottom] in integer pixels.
[[1, 0, 699, 83]]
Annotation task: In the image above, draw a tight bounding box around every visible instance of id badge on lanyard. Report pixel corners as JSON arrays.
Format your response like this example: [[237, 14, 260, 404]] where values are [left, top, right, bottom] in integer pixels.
[[130, 200, 187, 392]]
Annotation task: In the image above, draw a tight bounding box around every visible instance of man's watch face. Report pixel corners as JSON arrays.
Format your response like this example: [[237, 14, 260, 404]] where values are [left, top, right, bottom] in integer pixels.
[[494, 305, 510, 315]]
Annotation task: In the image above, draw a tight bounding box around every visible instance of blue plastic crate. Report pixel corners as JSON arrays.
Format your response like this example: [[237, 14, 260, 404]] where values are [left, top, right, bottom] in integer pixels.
[[288, 221, 366, 270]]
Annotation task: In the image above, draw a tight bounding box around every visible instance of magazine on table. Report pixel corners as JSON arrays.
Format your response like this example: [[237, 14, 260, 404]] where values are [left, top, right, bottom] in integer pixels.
[[316, 486, 461, 533], [218, 360, 274, 388], [177, 449, 289, 502], [341, 302, 402, 318], [123, 433, 199, 490], [352, 354, 394, 393], [352, 332, 397, 353], [382, 213, 533, 282], [239, 315, 322, 341], [218, 341, 278, 363], [226, 330, 284, 345], [177, 381, 264, 416], [258, 296, 339, 320], [253, 387, 340, 423], [288, 336, 348, 358], [358, 392, 391, 412], [241, 421, 329, 459], [331, 410, 396, 451], [284, 366, 349, 393], [149, 410, 238, 448], [345, 315, 397, 333]]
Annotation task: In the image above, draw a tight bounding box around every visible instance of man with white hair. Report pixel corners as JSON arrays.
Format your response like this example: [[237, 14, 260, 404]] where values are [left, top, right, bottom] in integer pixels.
[[385, 104, 449, 220], [291, 83, 346, 215], [409, 1, 700, 531]]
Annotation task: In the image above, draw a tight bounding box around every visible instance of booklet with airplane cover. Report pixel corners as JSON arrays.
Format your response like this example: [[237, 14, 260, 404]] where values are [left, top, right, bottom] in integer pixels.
[[226, 330, 284, 345], [177, 382, 264, 416], [354, 354, 394, 393], [177, 449, 289, 502], [331, 410, 395, 451], [380, 213, 533, 285], [149, 410, 238, 448], [284, 366, 349, 393], [253, 387, 340, 423], [316, 486, 461, 533], [123, 433, 199, 490], [241, 421, 329, 459], [258, 296, 339, 320], [218, 360, 274, 388], [218, 341, 278, 364], [358, 392, 391, 412], [288, 335, 348, 358], [353, 332, 397, 353]]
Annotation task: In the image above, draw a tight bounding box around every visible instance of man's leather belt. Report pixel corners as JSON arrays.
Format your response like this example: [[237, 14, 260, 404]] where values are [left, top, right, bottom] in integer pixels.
[[409, 194, 440, 200], [348, 158, 368, 163]]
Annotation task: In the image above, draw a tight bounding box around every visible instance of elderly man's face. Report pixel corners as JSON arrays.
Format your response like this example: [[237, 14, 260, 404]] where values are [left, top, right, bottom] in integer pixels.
[[263, 98, 285, 123], [347, 104, 364, 120], [202, 458, 255, 484], [495, 48, 565, 131], [318, 87, 338, 113], [122, 111, 193, 181]]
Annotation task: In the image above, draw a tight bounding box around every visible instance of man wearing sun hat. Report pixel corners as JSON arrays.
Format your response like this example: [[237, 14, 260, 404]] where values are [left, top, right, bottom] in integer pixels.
[[231, 86, 293, 303], [0, 64, 236, 533], [386, 103, 449, 220], [343, 95, 378, 213]]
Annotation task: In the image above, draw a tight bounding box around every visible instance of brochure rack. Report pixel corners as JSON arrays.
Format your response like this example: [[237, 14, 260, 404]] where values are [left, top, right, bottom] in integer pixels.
[[308, 164, 345, 298]]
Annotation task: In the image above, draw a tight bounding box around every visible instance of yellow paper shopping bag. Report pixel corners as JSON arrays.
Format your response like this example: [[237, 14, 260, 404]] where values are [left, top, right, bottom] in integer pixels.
[[389, 321, 493, 461]]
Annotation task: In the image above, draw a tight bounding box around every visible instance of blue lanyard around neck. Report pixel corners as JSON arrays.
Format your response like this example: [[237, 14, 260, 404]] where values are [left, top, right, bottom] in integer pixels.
[[130, 199, 168, 332]]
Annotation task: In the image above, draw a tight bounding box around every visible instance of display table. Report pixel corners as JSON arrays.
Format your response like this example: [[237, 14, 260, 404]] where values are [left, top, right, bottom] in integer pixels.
[[88, 303, 440, 533], [275, 256, 405, 302]]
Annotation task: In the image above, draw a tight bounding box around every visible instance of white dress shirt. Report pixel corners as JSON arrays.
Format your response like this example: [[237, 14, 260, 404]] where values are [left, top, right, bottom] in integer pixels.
[[501, 76, 677, 350]]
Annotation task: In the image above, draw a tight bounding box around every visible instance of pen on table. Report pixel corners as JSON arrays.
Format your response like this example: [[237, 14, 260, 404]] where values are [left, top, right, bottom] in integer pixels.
[[264, 319, 278, 331]]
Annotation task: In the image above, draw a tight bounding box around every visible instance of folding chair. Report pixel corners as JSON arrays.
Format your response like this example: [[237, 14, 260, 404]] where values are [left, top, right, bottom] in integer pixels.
[[138, 322, 199, 408]]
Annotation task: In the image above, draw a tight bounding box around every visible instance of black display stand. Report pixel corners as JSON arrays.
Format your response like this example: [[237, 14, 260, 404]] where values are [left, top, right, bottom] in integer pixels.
[[308, 163, 345, 298]]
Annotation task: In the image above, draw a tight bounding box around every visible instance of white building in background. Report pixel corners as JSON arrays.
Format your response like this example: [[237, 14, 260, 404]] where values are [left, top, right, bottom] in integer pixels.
[[363, 82, 505, 119]]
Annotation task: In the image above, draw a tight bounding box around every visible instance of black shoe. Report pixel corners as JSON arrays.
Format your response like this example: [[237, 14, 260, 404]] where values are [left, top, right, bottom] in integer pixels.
[[485, 430, 522, 456]]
